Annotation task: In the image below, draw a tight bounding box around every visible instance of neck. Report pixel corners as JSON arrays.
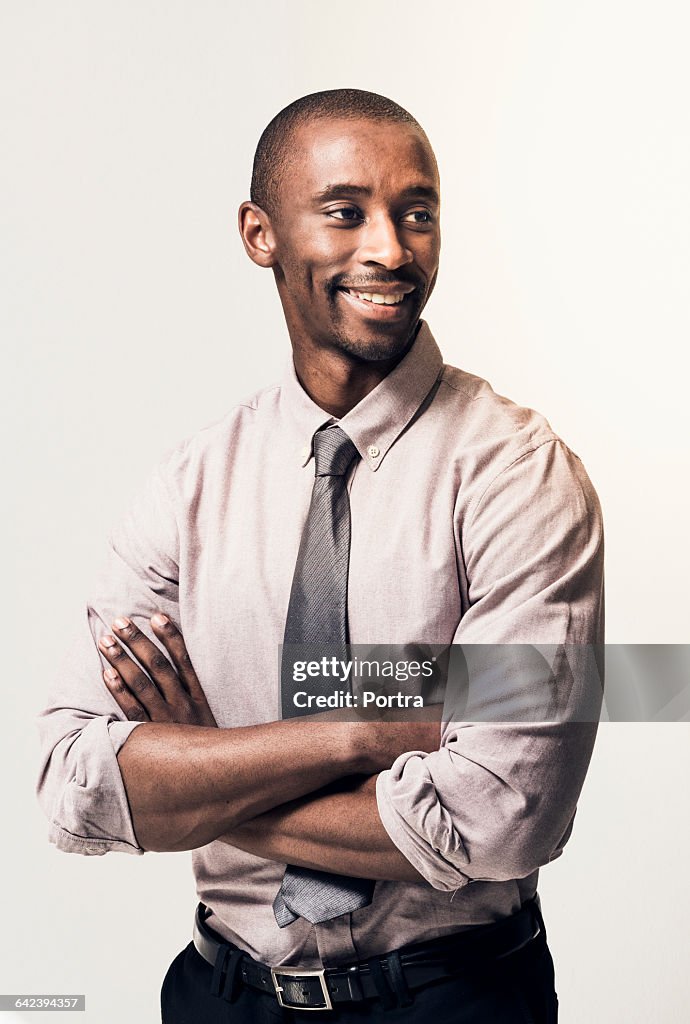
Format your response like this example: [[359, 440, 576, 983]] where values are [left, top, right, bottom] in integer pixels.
[[291, 348, 394, 417], [289, 328, 419, 418]]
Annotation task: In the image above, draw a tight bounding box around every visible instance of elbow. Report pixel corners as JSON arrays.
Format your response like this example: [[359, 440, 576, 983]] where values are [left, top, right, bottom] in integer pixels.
[[376, 765, 573, 891], [375, 768, 473, 892], [398, 825, 554, 891], [463, 814, 575, 883]]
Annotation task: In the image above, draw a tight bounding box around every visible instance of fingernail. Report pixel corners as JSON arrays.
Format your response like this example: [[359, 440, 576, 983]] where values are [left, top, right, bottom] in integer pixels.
[[100, 634, 117, 648], [113, 617, 130, 630], [104, 668, 118, 681], [151, 613, 168, 627]]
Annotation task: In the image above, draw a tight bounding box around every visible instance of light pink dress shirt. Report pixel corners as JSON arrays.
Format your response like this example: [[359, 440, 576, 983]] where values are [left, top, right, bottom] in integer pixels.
[[36, 322, 604, 968]]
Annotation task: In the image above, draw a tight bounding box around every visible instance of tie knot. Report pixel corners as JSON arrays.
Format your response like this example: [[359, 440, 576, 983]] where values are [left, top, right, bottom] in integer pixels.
[[313, 427, 359, 477]]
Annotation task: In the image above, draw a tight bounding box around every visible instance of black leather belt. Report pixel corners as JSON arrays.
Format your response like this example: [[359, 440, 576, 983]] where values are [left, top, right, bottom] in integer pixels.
[[192, 898, 543, 1011]]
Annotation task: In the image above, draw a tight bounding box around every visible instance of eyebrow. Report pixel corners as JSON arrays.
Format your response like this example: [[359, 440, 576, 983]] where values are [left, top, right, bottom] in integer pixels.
[[313, 183, 440, 205]]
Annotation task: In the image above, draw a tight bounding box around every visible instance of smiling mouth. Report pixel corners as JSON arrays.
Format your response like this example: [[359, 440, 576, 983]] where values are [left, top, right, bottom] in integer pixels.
[[337, 286, 415, 308], [340, 288, 405, 306]]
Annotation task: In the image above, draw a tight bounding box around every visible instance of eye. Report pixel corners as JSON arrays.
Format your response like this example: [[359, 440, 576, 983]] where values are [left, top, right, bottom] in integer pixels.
[[401, 208, 434, 225], [326, 206, 364, 224]]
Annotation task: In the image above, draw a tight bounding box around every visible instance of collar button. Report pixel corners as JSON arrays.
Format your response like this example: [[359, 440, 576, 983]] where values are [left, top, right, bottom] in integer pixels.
[[367, 445, 380, 459]]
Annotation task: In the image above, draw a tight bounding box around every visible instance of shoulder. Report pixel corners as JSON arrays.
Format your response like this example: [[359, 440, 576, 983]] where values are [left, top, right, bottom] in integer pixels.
[[437, 363, 558, 453], [152, 380, 282, 492], [432, 362, 599, 520]]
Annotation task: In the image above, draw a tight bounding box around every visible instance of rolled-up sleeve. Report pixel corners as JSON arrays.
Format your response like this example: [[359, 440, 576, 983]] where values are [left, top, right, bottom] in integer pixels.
[[376, 438, 604, 890], [36, 457, 181, 855]]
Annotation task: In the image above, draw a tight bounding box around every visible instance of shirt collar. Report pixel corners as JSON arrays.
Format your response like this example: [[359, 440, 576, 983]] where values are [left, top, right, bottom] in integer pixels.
[[279, 321, 444, 471]]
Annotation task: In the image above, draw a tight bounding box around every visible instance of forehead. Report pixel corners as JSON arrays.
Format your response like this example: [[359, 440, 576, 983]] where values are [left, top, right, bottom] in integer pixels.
[[285, 117, 439, 199]]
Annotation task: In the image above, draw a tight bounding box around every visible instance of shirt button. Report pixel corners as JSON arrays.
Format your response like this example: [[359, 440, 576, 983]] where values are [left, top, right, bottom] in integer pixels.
[[367, 445, 380, 459]]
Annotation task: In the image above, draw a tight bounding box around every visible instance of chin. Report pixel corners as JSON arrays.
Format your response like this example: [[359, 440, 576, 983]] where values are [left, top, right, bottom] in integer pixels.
[[331, 326, 417, 364]]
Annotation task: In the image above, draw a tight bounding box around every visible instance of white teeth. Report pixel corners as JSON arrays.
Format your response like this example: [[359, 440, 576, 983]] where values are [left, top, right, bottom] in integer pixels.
[[350, 290, 405, 305]]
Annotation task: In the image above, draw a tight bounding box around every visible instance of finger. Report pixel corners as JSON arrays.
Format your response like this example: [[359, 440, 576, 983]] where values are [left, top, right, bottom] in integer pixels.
[[150, 613, 204, 699], [110, 617, 184, 705], [98, 632, 169, 718], [103, 668, 150, 723]]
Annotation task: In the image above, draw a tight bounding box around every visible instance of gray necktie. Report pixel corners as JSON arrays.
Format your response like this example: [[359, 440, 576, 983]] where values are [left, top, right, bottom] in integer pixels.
[[274, 426, 376, 927]]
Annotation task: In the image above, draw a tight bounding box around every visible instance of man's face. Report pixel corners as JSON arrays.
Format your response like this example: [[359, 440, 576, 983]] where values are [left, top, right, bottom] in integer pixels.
[[268, 117, 441, 363]]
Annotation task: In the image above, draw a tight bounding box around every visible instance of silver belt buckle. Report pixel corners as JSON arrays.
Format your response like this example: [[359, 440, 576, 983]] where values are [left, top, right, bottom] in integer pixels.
[[270, 966, 333, 1011]]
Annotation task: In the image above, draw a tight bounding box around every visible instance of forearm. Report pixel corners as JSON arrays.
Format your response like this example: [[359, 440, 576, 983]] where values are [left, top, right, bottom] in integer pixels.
[[117, 718, 360, 853], [217, 775, 425, 883], [98, 609, 444, 856]]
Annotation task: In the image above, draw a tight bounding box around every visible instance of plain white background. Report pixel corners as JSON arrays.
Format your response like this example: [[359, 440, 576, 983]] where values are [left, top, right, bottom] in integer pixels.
[[2, 1, 689, 1020]]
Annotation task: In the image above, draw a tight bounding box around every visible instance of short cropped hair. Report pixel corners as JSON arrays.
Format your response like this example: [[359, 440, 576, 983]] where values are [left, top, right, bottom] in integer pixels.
[[250, 88, 427, 217]]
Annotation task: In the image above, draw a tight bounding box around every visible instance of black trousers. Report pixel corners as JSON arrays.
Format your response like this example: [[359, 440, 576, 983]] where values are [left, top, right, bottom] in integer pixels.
[[160, 925, 558, 1024]]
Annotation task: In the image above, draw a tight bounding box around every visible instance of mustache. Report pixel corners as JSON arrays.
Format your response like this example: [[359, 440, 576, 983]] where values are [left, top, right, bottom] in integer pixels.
[[328, 272, 422, 292]]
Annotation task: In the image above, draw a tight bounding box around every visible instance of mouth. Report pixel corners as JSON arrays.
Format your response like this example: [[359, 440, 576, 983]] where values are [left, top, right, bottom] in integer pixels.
[[336, 286, 416, 320]]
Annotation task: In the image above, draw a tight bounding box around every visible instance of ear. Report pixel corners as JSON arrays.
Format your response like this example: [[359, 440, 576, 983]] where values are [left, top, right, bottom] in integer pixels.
[[238, 201, 277, 268]]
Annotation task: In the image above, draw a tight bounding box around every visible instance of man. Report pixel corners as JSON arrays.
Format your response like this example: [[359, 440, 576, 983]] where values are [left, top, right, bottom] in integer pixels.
[[37, 90, 603, 1023]]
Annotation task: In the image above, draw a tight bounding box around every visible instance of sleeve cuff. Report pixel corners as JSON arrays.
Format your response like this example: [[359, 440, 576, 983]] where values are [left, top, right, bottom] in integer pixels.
[[376, 755, 471, 892], [47, 821, 144, 856], [46, 718, 146, 856]]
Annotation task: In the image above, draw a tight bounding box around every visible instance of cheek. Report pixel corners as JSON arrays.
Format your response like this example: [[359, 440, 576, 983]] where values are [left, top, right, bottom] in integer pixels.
[[415, 230, 441, 267], [278, 264, 324, 312], [410, 243, 440, 292], [279, 221, 354, 283], [278, 249, 332, 316]]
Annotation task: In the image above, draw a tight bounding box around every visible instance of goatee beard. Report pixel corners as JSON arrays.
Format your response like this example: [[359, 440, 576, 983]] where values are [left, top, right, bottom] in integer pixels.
[[328, 321, 421, 364]]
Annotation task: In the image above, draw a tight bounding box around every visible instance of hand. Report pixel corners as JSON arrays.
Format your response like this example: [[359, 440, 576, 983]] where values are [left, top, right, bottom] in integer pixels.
[[98, 613, 217, 727]]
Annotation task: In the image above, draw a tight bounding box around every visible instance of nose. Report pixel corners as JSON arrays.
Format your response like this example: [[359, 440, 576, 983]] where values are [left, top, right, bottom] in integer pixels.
[[356, 212, 413, 270]]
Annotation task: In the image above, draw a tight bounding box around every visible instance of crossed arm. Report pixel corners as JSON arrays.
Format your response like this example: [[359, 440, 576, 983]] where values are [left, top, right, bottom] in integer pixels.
[[98, 613, 436, 881]]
